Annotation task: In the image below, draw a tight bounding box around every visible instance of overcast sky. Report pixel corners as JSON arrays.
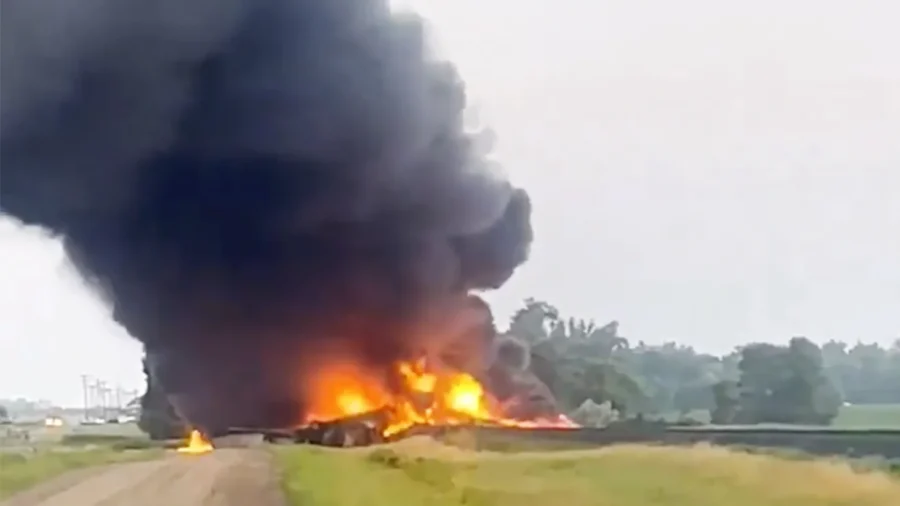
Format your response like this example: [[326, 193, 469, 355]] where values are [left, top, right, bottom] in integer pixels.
[[2, 0, 898, 406]]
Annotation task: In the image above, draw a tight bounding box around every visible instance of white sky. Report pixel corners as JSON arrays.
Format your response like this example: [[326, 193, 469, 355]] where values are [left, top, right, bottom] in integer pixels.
[[2, 0, 899, 406]]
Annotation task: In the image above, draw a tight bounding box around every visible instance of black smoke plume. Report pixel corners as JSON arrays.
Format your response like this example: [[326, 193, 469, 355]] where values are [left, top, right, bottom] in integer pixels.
[[1, 0, 534, 431]]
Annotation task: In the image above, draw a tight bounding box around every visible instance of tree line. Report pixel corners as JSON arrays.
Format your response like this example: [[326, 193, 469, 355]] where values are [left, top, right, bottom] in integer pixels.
[[506, 298, 900, 426], [134, 297, 899, 437]]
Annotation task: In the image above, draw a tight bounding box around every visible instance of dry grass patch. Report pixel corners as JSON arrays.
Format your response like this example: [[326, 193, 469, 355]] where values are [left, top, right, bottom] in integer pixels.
[[275, 438, 899, 506]]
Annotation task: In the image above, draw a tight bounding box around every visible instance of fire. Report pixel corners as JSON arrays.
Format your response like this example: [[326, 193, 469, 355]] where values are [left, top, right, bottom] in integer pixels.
[[304, 361, 391, 422], [302, 358, 577, 437], [177, 429, 214, 455], [338, 391, 374, 416], [445, 374, 484, 414]]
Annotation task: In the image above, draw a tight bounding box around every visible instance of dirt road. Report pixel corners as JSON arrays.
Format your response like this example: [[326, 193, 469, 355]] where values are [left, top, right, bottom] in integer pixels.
[[2, 449, 286, 506]]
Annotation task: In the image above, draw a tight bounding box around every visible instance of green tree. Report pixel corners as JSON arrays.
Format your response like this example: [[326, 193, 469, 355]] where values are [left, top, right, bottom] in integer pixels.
[[0, 404, 9, 421], [710, 380, 740, 424], [623, 342, 724, 415], [552, 319, 628, 359], [508, 298, 558, 344], [672, 382, 716, 414], [503, 298, 893, 425], [822, 340, 900, 405], [512, 302, 645, 414], [728, 338, 841, 425]]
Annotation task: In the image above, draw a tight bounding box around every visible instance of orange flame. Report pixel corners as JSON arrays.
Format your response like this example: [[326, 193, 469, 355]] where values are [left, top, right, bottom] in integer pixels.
[[302, 358, 577, 437], [176, 429, 214, 455]]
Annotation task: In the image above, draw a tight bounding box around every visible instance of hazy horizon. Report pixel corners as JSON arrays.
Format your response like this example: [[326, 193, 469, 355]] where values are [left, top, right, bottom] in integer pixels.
[[1, 0, 898, 406]]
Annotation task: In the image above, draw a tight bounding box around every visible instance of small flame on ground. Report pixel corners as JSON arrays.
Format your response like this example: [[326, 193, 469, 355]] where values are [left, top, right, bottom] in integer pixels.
[[303, 358, 579, 438], [177, 429, 214, 455]]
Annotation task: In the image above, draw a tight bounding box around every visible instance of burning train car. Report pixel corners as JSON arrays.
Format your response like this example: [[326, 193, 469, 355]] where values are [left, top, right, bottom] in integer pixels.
[[146, 294, 577, 445]]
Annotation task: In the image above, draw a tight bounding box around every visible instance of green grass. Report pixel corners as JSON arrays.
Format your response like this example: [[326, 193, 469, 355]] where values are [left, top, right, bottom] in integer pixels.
[[274, 438, 900, 506], [655, 409, 712, 424], [59, 433, 160, 450], [0, 447, 159, 499], [1, 422, 147, 447], [655, 404, 900, 430], [833, 405, 900, 429]]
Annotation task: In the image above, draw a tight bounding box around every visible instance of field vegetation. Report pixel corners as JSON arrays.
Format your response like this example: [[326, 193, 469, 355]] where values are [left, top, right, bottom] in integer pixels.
[[0, 446, 159, 499], [832, 404, 900, 429], [0, 422, 162, 499], [658, 404, 900, 430], [275, 436, 900, 506]]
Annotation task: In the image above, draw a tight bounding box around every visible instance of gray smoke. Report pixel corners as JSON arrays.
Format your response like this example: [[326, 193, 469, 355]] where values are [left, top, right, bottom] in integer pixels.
[[0, 0, 534, 431]]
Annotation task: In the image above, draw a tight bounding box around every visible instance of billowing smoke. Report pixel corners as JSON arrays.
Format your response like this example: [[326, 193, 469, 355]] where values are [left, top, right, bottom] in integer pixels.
[[1, 0, 535, 431], [493, 337, 532, 372]]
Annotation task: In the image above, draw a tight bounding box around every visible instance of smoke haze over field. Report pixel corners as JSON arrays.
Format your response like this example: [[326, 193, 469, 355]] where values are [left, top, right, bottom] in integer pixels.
[[0, 0, 534, 428]]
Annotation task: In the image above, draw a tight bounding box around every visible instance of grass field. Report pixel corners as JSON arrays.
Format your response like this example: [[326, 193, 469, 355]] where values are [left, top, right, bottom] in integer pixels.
[[661, 404, 900, 429], [0, 447, 159, 499], [275, 437, 900, 506], [4, 409, 900, 503], [0, 422, 161, 499], [833, 405, 900, 428], [1, 422, 147, 447]]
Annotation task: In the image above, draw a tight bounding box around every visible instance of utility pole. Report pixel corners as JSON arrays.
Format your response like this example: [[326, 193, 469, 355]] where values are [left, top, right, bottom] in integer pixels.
[[95, 380, 106, 420], [103, 383, 110, 420], [91, 378, 98, 420], [81, 375, 91, 421]]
